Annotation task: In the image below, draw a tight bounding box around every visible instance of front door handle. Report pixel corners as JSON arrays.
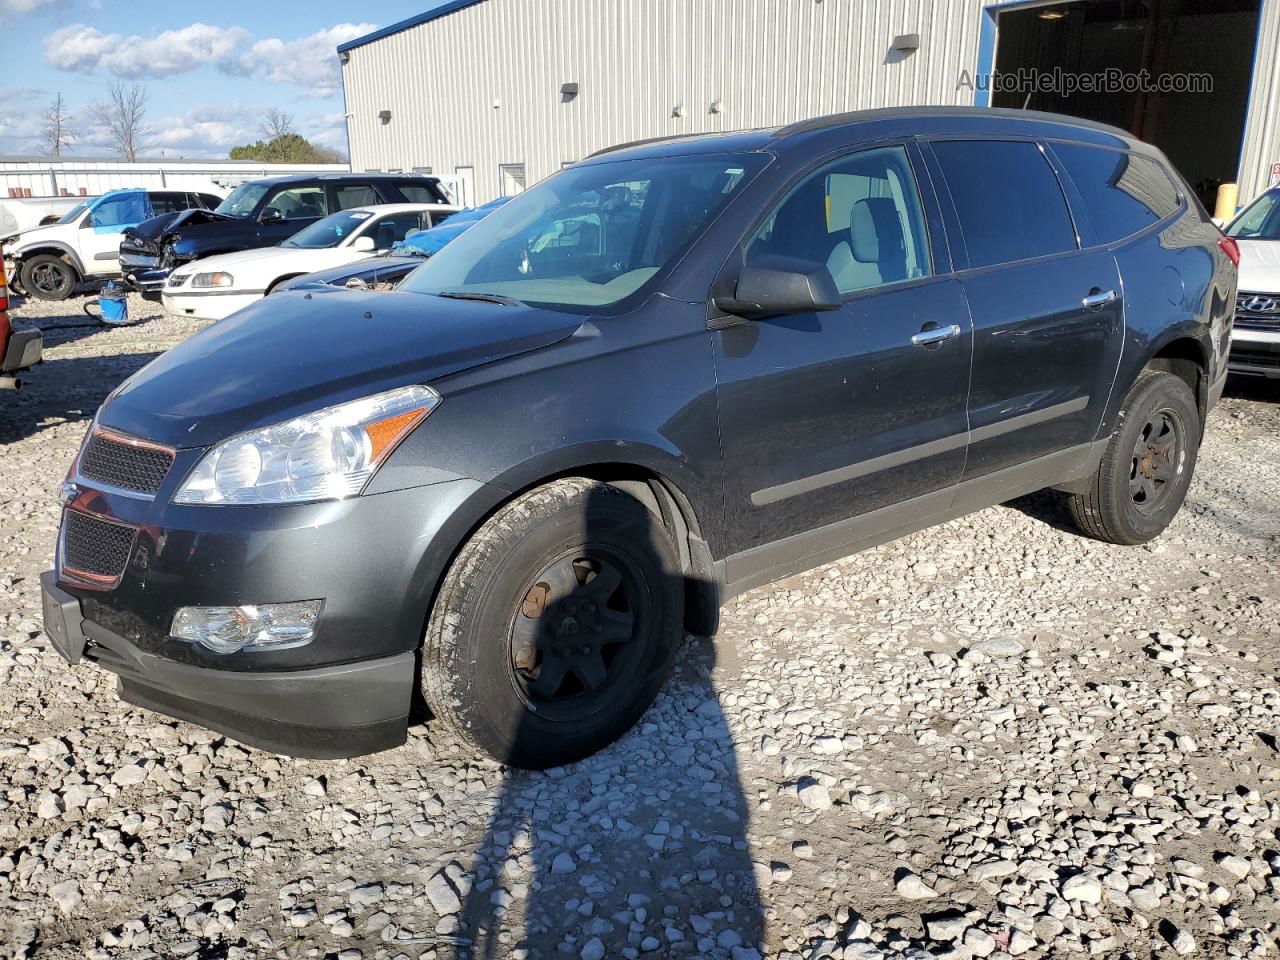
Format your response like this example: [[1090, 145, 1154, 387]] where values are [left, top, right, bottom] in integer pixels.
[[1082, 289, 1118, 308], [911, 323, 961, 347]]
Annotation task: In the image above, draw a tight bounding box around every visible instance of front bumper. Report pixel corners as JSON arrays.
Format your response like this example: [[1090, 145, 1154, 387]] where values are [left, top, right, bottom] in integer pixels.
[[162, 289, 261, 322], [42, 572, 414, 757], [1228, 326, 1280, 379], [120, 256, 172, 302]]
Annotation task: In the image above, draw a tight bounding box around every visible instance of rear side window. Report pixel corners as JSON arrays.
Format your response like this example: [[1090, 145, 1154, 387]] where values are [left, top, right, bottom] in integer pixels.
[[333, 184, 380, 210], [399, 184, 442, 204], [1054, 144, 1182, 243], [932, 140, 1077, 269]]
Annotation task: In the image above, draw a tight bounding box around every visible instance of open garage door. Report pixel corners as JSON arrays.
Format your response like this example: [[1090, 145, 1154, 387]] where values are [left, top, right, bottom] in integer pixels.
[[992, 0, 1261, 209]]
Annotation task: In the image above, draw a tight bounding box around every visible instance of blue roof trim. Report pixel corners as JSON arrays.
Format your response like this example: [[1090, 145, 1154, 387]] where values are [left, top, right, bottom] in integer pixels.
[[337, 0, 487, 53]]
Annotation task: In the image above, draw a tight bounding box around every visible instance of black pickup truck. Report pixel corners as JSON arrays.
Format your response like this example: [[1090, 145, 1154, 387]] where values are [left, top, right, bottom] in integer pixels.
[[119, 173, 449, 298]]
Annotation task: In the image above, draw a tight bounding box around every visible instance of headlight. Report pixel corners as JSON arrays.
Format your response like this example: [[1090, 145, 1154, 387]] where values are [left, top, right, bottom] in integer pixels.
[[173, 385, 440, 505], [192, 271, 234, 288]]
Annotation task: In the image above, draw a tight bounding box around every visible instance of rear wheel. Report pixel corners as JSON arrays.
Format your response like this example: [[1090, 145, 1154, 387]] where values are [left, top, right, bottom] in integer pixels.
[[1068, 370, 1200, 545], [422, 478, 683, 768], [20, 254, 77, 301]]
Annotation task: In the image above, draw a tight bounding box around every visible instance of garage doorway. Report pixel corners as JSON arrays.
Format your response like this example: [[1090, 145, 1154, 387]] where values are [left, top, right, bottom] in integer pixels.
[[988, 0, 1261, 208]]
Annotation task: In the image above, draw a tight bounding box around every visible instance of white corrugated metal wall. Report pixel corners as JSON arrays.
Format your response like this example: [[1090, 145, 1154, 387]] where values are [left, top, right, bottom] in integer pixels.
[[341, 0, 1280, 206]]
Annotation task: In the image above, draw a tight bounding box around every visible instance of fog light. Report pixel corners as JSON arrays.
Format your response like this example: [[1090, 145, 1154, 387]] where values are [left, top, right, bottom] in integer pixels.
[[171, 601, 322, 654]]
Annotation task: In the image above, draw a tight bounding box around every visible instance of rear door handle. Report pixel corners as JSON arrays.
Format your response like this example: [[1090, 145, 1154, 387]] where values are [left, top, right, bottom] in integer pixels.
[[911, 323, 961, 347], [1082, 289, 1118, 308]]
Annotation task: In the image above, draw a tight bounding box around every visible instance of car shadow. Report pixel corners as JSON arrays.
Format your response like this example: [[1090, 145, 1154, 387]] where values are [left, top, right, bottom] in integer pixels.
[[1222, 373, 1279, 403], [1000, 487, 1080, 535], [450, 485, 765, 959], [0, 352, 160, 444]]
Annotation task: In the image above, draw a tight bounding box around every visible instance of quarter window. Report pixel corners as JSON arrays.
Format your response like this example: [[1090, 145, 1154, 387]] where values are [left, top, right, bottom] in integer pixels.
[[932, 140, 1077, 269], [1054, 144, 1182, 243], [746, 145, 931, 294]]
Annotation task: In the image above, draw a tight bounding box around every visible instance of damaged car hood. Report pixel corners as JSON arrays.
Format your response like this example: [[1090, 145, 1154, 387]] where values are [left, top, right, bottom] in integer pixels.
[[130, 207, 239, 243], [97, 288, 586, 448]]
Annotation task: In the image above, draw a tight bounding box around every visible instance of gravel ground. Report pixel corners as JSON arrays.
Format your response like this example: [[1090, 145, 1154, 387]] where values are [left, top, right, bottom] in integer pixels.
[[1, 292, 1278, 960]]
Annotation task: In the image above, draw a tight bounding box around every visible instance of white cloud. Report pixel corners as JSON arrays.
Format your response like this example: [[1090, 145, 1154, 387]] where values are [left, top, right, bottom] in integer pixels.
[[43, 21, 376, 97], [1, 0, 67, 14]]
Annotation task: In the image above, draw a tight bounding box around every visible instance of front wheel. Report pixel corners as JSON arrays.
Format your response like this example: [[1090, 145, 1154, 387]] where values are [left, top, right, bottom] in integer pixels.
[[1068, 370, 1200, 545], [20, 254, 78, 301], [422, 478, 683, 768]]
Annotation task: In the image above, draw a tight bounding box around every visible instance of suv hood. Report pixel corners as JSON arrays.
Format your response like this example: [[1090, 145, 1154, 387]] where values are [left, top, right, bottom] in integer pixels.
[[131, 207, 237, 243], [6, 221, 69, 252], [98, 288, 586, 448], [1238, 238, 1280, 292]]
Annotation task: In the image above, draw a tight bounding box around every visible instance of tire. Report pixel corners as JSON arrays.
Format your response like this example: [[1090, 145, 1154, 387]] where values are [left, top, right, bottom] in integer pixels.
[[20, 254, 77, 301], [1068, 370, 1200, 545], [422, 478, 683, 768]]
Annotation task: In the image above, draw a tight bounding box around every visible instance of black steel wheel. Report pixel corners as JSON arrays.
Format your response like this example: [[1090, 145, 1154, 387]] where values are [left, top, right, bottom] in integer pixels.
[[422, 478, 683, 768], [20, 254, 77, 301], [1068, 370, 1200, 545]]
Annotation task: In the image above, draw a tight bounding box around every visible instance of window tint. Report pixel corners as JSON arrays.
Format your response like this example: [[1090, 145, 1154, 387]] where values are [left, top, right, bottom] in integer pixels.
[[365, 212, 427, 249], [932, 140, 1077, 269], [197, 193, 222, 210], [263, 185, 327, 221], [746, 145, 931, 294], [400, 184, 440, 204], [333, 184, 380, 209], [1054, 144, 1181, 243], [150, 192, 189, 214]]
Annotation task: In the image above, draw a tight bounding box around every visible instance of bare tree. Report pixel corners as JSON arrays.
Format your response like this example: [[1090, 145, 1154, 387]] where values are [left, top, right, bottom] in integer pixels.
[[43, 93, 77, 158], [91, 80, 149, 161], [260, 108, 295, 142]]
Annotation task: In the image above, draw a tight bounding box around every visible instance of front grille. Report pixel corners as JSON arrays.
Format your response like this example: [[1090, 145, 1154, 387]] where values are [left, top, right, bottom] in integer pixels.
[[78, 429, 174, 496], [62, 510, 136, 583], [1235, 291, 1280, 330]]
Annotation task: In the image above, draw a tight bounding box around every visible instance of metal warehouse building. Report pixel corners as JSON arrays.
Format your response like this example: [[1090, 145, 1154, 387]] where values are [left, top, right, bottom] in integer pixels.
[[338, 0, 1280, 210]]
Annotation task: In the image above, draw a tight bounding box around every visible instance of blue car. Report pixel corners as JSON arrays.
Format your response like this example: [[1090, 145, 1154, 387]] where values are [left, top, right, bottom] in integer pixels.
[[277, 196, 511, 294]]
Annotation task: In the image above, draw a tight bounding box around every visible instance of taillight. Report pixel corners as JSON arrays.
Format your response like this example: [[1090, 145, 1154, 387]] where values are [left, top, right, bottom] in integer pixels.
[[0, 258, 8, 314], [1218, 236, 1241, 268]]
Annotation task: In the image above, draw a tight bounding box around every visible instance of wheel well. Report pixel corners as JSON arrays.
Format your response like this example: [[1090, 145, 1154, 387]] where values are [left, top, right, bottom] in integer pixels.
[[1144, 339, 1206, 422], [470, 464, 721, 639], [266, 274, 304, 294], [18, 247, 81, 279]]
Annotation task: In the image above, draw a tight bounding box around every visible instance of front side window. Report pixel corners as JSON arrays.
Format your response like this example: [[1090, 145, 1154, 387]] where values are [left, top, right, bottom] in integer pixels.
[[215, 182, 268, 218], [932, 140, 1077, 269], [283, 210, 376, 249], [400, 153, 766, 312], [746, 145, 931, 294], [262, 186, 327, 221], [87, 191, 153, 231], [1055, 144, 1182, 243], [1227, 188, 1280, 240]]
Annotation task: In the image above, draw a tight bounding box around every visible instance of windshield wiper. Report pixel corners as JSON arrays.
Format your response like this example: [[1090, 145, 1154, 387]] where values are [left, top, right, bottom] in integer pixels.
[[437, 291, 525, 306]]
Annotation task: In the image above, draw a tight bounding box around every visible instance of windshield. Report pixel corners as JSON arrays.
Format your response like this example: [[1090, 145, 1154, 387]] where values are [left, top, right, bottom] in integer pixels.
[[58, 202, 88, 225], [400, 153, 766, 311], [215, 182, 269, 218], [1227, 189, 1280, 240], [284, 209, 375, 249]]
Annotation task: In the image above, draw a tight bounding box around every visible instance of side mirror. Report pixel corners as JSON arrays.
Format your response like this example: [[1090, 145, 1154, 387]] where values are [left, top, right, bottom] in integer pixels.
[[712, 256, 841, 325], [260, 207, 283, 223], [352, 235, 376, 253]]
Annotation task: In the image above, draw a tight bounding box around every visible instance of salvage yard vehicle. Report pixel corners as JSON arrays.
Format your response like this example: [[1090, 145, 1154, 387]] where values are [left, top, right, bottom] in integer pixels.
[[120, 174, 451, 299], [1221, 186, 1280, 379], [1, 258, 41, 390], [42, 107, 1235, 768], [275, 196, 510, 295], [3, 189, 223, 301], [162, 203, 462, 321]]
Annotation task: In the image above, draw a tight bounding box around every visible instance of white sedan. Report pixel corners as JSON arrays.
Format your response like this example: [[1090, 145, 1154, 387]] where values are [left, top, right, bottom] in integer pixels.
[[162, 203, 461, 321]]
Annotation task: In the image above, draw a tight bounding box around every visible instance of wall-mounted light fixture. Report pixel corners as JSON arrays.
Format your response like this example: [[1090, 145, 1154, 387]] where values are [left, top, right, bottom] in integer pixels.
[[339, 51, 350, 65], [492, 98, 501, 109], [672, 104, 684, 118], [890, 33, 920, 54], [378, 109, 392, 125], [1038, 8, 1067, 19], [560, 82, 579, 102], [709, 99, 722, 114]]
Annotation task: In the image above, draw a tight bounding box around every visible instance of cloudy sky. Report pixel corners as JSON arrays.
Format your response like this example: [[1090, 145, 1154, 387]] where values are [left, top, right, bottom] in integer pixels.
[[1, 0, 433, 160]]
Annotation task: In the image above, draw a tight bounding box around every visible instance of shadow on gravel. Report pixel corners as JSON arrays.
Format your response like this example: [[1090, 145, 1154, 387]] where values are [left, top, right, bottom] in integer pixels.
[[1000, 488, 1080, 535], [455, 487, 765, 959], [1222, 374, 1279, 404], [0, 352, 160, 444]]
